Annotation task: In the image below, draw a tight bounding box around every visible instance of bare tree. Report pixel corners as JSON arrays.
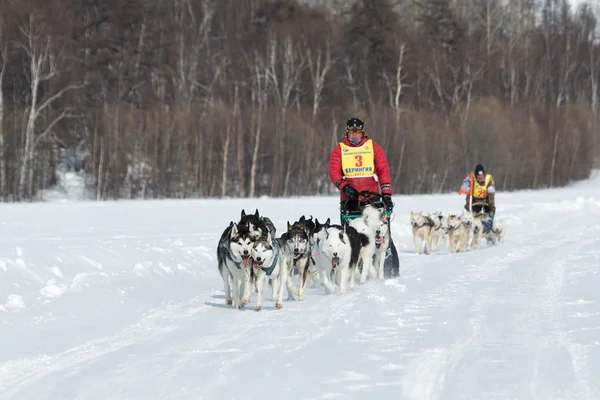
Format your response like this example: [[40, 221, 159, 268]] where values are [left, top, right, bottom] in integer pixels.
[[16, 10, 82, 200]]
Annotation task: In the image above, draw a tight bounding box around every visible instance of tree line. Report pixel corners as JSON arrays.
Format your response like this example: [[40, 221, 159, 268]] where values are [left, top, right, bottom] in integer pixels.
[[0, 0, 598, 201]]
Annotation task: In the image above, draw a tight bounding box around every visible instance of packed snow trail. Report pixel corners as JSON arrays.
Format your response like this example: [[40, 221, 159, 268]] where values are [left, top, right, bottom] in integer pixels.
[[1, 178, 600, 399]]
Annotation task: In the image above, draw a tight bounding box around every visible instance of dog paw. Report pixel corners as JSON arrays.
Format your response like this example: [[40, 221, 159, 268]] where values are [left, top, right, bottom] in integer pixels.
[[225, 299, 233, 306], [241, 296, 249, 306], [275, 302, 283, 309], [254, 305, 262, 312]]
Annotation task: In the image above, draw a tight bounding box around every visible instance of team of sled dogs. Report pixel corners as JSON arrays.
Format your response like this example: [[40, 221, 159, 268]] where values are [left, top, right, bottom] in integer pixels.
[[217, 207, 506, 311], [410, 210, 505, 255], [217, 206, 391, 310]]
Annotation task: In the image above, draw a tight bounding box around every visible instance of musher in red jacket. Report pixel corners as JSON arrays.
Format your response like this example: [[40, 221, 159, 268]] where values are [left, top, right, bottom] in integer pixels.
[[329, 117, 394, 218]]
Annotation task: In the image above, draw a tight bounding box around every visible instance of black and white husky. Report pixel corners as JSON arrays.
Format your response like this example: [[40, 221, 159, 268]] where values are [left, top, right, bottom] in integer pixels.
[[217, 222, 255, 309], [239, 209, 276, 240], [216, 208, 276, 309], [320, 223, 368, 295], [250, 233, 287, 311]]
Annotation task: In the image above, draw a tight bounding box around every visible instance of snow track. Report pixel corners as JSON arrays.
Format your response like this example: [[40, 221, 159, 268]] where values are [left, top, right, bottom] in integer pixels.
[[1, 184, 600, 399]]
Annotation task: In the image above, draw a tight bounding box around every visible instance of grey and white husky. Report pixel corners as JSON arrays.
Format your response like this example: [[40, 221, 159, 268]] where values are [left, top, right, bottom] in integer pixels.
[[281, 221, 313, 301], [250, 233, 288, 311]]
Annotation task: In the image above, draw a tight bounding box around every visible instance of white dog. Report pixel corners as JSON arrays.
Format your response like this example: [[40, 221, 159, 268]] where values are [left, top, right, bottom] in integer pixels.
[[321, 223, 365, 295], [310, 218, 338, 294], [347, 205, 381, 284], [446, 214, 468, 253], [459, 210, 475, 251], [372, 208, 392, 279], [410, 211, 434, 255], [428, 211, 448, 252], [470, 214, 485, 250]]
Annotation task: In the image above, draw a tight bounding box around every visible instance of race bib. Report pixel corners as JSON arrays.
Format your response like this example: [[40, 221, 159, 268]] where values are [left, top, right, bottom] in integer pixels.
[[340, 139, 375, 177], [473, 174, 493, 198]]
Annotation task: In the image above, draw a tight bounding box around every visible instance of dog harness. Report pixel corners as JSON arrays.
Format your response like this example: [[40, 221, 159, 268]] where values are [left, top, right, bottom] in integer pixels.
[[339, 139, 375, 177], [262, 240, 280, 276]]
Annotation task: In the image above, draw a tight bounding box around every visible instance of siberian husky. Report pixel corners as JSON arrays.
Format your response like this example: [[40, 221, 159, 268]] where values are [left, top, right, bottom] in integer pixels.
[[459, 210, 475, 251], [446, 214, 468, 253], [216, 221, 255, 309], [321, 223, 368, 295], [310, 218, 338, 294], [347, 205, 379, 284], [410, 211, 434, 255], [281, 221, 313, 301], [250, 233, 288, 311], [428, 211, 448, 252]]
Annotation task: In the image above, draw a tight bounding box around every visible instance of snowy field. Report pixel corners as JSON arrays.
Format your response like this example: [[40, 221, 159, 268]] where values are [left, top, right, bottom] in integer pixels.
[[1, 174, 600, 400]]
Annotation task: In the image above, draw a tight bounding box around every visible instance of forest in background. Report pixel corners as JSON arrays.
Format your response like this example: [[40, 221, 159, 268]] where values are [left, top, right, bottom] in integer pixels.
[[0, 0, 599, 201]]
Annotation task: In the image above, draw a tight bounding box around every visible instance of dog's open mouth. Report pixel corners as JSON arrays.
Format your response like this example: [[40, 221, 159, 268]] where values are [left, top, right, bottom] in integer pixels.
[[253, 260, 263, 269], [241, 255, 251, 268], [331, 256, 340, 269], [375, 233, 385, 245]]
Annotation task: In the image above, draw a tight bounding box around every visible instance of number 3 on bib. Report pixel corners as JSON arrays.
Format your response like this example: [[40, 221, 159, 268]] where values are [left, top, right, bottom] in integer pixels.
[[355, 155, 363, 167]]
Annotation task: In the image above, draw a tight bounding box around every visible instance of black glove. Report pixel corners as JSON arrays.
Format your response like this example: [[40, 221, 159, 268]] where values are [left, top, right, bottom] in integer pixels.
[[342, 184, 359, 200], [382, 195, 394, 211]]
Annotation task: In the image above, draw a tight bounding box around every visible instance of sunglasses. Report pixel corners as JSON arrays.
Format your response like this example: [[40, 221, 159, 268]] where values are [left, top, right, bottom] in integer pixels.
[[347, 126, 364, 134]]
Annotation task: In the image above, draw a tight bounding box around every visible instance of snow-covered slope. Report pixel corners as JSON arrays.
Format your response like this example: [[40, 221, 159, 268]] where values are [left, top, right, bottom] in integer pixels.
[[1, 174, 600, 400]]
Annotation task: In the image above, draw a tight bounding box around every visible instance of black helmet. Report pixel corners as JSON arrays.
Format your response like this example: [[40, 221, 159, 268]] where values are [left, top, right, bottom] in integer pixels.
[[474, 164, 485, 175], [346, 117, 364, 130]]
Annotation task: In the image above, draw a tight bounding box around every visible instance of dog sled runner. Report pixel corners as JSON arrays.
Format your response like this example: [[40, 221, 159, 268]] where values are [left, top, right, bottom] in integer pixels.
[[340, 190, 400, 279]]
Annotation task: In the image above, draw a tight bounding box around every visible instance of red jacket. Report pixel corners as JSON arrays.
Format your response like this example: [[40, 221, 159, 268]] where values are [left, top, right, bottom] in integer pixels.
[[329, 135, 393, 201]]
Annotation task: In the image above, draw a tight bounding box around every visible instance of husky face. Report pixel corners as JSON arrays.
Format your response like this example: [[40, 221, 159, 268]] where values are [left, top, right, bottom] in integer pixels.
[[230, 223, 254, 268], [460, 211, 474, 228], [284, 227, 310, 258], [322, 226, 349, 269], [447, 215, 462, 230], [251, 236, 275, 269], [410, 211, 428, 228], [240, 209, 276, 240]]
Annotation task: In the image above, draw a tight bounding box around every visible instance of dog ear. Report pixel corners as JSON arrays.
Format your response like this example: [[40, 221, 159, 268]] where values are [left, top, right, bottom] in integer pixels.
[[325, 217, 331, 226], [267, 231, 273, 246], [299, 215, 305, 222], [241, 209, 246, 218], [287, 221, 292, 231], [254, 209, 260, 218], [231, 222, 239, 237]]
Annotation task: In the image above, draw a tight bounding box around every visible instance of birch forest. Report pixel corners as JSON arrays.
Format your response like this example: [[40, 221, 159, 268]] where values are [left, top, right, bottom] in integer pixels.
[[1, 0, 599, 201]]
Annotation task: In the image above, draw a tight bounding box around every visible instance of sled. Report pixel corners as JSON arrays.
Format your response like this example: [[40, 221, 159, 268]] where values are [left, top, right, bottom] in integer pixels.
[[340, 190, 400, 279]]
